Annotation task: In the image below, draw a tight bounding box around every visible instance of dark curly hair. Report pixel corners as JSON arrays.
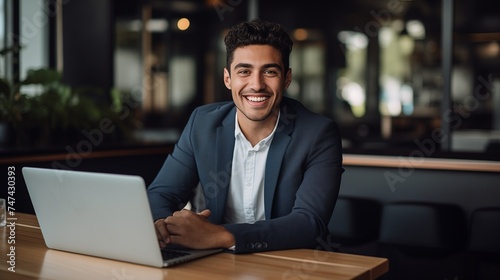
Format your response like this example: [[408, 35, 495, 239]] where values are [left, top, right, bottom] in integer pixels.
[[224, 18, 293, 73]]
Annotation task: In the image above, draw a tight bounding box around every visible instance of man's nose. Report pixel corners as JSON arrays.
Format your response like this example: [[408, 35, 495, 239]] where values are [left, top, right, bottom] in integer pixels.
[[249, 73, 265, 91]]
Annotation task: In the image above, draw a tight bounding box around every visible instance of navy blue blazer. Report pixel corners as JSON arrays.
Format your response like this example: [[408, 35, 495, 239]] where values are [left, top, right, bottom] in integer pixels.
[[147, 97, 344, 253]]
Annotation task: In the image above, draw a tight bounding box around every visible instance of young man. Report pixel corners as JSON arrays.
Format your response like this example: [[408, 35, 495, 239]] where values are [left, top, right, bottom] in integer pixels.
[[148, 18, 344, 254]]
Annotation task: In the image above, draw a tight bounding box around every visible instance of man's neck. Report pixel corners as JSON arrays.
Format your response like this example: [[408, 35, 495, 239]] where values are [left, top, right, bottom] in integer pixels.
[[237, 109, 279, 147]]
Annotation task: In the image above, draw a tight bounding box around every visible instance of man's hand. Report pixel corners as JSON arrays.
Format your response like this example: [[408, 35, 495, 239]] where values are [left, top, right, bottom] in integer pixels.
[[154, 209, 210, 248], [158, 209, 235, 250], [154, 217, 171, 248]]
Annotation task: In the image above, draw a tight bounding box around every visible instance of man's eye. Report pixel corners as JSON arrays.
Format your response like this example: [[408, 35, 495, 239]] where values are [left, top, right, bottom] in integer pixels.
[[237, 70, 251, 76], [264, 70, 278, 76]]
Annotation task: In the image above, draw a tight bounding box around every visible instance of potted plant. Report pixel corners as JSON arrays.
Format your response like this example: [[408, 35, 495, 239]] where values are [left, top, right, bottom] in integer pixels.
[[1, 50, 138, 148]]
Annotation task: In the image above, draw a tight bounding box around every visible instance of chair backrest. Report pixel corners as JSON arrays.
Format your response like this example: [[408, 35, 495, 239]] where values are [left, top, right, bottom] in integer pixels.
[[328, 196, 382, 245], [377, 202, 468, 280], [379, 202, 466, 251], [469, 207, 500, 253]]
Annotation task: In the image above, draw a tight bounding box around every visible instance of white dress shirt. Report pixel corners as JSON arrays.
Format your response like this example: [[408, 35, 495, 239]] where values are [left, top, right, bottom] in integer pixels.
[[223, 111, 280, 224]]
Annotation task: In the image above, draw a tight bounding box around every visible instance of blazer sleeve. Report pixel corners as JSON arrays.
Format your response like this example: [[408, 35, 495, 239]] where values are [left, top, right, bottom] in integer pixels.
[[147, 109, 201, 221]]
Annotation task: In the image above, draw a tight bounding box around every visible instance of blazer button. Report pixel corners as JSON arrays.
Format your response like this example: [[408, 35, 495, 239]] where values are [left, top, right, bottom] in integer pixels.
[[246, 243, 255, 249], [262, 242, 268, 249], [256, 243, 262, 249]]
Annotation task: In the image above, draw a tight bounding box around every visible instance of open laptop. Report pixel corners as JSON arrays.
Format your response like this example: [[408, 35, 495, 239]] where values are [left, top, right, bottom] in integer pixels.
[[22, 167, 222, 268]]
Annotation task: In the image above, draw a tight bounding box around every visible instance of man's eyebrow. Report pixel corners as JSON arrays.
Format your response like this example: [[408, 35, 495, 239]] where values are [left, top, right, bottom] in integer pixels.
[[233, 63, 252, 69], [233, 63, 282, 71]]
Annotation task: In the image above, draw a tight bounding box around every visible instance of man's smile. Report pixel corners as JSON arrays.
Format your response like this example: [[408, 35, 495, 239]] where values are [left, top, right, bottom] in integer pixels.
[[245, 96, 270, 102]]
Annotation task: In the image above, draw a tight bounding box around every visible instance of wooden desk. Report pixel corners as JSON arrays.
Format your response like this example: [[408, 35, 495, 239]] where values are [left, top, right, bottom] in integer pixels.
[[1, 213, 388, 280]]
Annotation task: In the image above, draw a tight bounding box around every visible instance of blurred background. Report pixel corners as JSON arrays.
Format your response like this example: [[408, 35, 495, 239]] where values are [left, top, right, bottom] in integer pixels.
[[2, 3, 500, 279], [1, 0, 500, 159]]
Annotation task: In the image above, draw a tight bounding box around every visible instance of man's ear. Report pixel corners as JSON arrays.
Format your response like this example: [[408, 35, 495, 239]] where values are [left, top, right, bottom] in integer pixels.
[[284, 68, 292, 90], [223, 68, 231, 90]]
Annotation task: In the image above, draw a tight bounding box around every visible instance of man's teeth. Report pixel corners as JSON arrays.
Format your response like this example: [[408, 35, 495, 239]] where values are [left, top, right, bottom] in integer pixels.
[[246, 96, 268, 102]]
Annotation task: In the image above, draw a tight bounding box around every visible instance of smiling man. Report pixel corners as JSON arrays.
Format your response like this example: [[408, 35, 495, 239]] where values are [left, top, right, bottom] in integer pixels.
[[225, 44, 289, 146], [148, 18, 344, 253]]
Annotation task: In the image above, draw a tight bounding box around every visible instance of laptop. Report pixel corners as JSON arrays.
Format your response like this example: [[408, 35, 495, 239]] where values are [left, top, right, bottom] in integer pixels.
[[22, 167, 222, 268]]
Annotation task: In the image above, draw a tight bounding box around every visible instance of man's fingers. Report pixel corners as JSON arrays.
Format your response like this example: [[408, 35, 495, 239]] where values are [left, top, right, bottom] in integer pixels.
[[198, 209, 211, 218], [154, 219, 171, 247], [157, 209, 230, 249]]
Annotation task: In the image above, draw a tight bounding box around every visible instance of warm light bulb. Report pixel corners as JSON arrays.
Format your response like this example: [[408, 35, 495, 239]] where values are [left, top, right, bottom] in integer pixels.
[[177, 18, 190, 31], [294, 29, 308, 41]]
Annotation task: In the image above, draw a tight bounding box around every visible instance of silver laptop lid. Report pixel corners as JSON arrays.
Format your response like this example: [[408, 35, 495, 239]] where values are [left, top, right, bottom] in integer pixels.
[[22, 167, 165, 267]]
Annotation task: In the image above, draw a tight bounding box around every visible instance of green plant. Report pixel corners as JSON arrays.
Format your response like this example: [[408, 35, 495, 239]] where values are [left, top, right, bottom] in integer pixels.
[[1, 53, 139, 147]]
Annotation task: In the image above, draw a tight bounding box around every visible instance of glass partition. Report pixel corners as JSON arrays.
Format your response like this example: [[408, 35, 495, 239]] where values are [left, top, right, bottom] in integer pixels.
[[100, 0, 500, 159], [2, 0, 499, 160]]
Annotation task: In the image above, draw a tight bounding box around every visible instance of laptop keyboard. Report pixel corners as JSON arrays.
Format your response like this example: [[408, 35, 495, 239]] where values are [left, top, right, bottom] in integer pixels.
[[161, 249, 191, 260]]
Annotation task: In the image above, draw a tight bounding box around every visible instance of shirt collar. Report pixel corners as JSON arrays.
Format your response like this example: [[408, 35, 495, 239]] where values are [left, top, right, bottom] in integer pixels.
[[234, 110, 281, 149]]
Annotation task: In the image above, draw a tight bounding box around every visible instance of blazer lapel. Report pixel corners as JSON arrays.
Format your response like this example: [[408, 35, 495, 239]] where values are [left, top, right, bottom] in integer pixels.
[[264, 102, 295, 219], [209, 108, 236, 224]]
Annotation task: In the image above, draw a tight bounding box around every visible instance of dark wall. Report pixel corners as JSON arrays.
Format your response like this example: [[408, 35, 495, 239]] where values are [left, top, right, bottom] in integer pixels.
[[0, 150, 168, 214], [62, 0, 113, 91], [339, 165, 500, 218], [336, 164, 500, 279], [4, 149, 499, 219]]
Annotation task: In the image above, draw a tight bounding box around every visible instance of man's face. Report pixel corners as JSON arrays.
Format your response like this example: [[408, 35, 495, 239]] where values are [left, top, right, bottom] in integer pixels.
[[224, 45, 292, 125]]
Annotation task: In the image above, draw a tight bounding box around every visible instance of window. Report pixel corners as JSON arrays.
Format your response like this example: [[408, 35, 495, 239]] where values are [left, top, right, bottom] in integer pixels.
[[1, 0, 49, 82], [2, 0, 499, 161]]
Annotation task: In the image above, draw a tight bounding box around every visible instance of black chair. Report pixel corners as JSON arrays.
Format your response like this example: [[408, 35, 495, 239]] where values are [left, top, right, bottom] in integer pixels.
[[377, 202, 467, 280], [467, 207, 500, 280], [328, 196, 382, 256]]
